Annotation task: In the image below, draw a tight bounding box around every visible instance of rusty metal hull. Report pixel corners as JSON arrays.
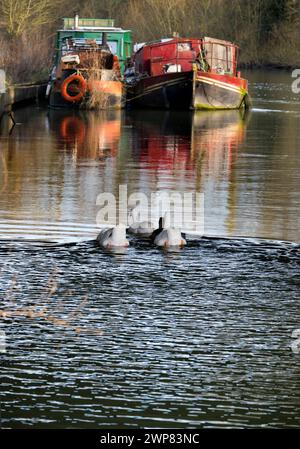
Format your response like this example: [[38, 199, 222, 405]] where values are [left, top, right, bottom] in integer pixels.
[[126, 72, 194, 109], [193, 71, 248, 110], [49, 85, 123, 110], [126, 70, 248, 110]]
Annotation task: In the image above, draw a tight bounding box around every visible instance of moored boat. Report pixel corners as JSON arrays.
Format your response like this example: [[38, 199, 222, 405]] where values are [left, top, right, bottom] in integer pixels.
[[47, 16, 132, 109], [125, 37, 250, 110]]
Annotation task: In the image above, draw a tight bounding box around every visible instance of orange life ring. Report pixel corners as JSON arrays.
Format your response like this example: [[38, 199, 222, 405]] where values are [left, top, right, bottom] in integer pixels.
[[61, 74, 87, 103]]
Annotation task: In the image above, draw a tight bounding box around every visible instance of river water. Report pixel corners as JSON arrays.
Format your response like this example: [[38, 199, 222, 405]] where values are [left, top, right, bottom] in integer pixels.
[[0, 70, 299, 428]]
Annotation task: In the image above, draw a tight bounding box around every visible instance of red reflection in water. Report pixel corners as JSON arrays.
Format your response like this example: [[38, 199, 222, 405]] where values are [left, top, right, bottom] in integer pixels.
[[127, 110, 247, 180], [49, 111, 121, 160]]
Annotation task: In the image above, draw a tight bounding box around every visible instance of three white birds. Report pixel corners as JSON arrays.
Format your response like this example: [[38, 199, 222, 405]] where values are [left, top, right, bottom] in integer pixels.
[[97, 216, 186, 248]]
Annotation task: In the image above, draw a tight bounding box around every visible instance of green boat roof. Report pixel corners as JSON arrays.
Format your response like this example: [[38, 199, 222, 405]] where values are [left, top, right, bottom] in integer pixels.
[[58, 27, 131, 34], [63, 18, 115, 28], [62, 17, 131, 33]]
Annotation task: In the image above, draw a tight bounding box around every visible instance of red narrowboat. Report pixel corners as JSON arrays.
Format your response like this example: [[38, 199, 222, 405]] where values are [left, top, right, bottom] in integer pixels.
[[125, 37, 250, 110]]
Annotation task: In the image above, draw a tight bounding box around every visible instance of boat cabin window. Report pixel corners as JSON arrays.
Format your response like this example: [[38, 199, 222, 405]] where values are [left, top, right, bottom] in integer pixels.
[[177, 42, 192, 52], [203, 39, 237, 75], [108, 41, 118, 55]]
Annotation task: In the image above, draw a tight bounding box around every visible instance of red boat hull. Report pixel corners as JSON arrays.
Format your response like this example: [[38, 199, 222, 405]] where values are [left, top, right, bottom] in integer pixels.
[[126, 70, 248, 110], [194, 71, 248, 110]]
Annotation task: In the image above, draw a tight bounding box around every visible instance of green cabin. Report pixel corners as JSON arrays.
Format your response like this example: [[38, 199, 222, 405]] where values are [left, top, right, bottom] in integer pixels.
[[55, 17, 133, 73]]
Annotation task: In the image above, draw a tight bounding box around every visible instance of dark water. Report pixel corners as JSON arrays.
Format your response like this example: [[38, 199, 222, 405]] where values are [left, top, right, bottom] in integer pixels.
[[0, 70, 300, 428]]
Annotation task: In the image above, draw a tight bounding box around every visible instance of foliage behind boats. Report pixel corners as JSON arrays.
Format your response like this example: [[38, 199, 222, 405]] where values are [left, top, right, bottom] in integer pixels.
[[0, 0, 299, 84]]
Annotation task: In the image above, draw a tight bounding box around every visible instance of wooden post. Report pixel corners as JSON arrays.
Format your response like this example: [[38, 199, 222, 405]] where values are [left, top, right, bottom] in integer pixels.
[[0, 70, 5, 94]]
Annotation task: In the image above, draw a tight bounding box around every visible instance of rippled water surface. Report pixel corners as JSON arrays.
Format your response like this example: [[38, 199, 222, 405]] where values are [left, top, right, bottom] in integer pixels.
[[0, 70, 300, 428]]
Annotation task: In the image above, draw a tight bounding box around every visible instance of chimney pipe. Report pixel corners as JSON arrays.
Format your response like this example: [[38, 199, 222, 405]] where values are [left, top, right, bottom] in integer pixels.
[[74, 14, 79, 29]]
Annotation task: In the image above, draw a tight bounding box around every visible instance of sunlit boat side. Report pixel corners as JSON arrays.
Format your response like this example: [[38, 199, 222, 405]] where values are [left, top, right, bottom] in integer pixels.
[[125, 37, 251, 110]]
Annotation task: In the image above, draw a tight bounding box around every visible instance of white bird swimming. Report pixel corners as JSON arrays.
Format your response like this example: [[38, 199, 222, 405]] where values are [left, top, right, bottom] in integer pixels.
[[97, 224, 129, 248], [150, 216, 186, 247], [291, 329, 300, 354], [127, 208, 154, 237]]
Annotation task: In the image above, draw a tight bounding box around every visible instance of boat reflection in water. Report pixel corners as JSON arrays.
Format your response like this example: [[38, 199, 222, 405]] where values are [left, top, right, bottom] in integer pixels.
[[192, 110, 247, 174], [47, 108, 248, 236], [48, 109, 122, 160], [48, 108, 247, 174], [125, 109, 247, 202], [49, 110, 247, 234], [124, 109, 248, 236]]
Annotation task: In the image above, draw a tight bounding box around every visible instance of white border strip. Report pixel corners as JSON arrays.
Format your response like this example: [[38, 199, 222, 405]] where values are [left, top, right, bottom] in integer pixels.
[[196, 76, 242, 94]]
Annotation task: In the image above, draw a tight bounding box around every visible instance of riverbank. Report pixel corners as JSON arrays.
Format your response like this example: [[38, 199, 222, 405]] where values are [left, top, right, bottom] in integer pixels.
[[0, 79, 47, 115]]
